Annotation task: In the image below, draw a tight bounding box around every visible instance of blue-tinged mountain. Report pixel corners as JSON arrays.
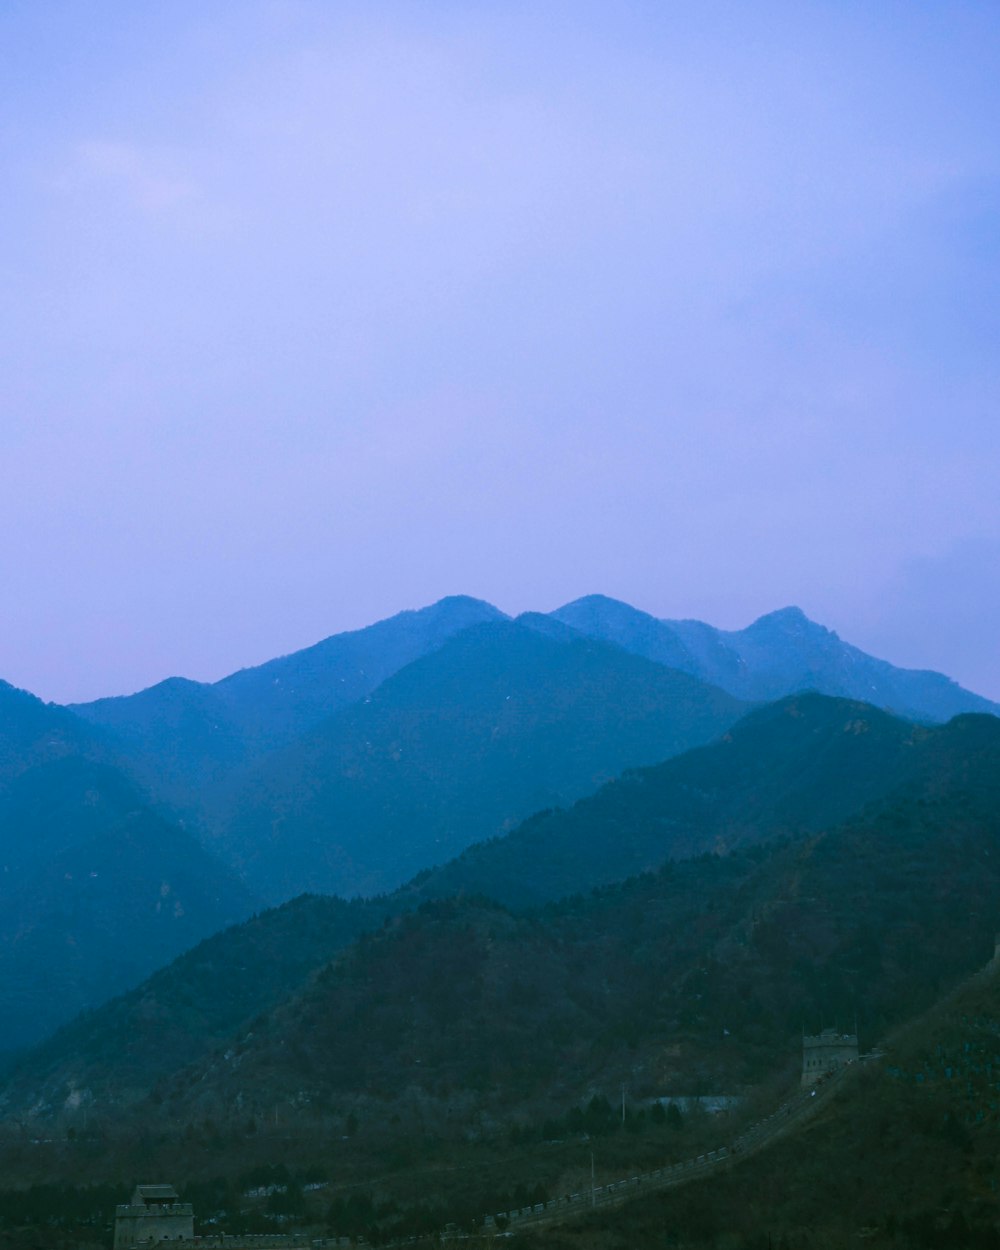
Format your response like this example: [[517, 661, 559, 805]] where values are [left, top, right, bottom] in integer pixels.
[[0, 755, 256, 1052], [551, 596, 1000, 722], [218, 619, 747, 901], [0, 679, 107, 783], [0, 892, 384, 1111], [68, 596, 507, 811], [6, 693, 998, 1119], [34, 707, 1000, 1134], [411, 694, 1000, 907], [409, 692, 913, 906]]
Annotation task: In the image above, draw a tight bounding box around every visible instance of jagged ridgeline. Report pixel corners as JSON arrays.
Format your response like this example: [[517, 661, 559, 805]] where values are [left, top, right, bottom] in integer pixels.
[[215, 619, 746, 901], [551, 595, 1000, 721], [0, 596, 997, 1065], [59, 595, 1000, 904], [0, 598, 744, 1049]]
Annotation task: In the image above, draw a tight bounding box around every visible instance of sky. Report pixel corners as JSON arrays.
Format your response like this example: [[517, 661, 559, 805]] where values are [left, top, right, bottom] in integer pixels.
[[2, 1, 998, 703]]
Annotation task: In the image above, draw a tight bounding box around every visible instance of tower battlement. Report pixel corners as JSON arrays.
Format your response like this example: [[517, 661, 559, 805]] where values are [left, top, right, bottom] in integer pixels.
[[113, 1185, 194, 1248], [801, 1028, 858, 1086]]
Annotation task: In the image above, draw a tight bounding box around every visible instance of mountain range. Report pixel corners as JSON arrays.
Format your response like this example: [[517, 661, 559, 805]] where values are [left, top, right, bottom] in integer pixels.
[[552, 595, 999, 720], [0, 594, 996, 1054], [70, 596, 1000, 772], [67, 596, 506, 810], [217, 619, 745, 900], [5, 693, 998, 1123], [0, 595, 999, 1246]]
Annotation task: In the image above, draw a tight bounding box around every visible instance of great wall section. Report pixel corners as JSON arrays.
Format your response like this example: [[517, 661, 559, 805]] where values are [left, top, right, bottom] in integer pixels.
[[468, 948, 1000, 1239], [113, 1058, 871, 1250], [116, 947, 1000, 1247], [472, 1054, 872, 1237]]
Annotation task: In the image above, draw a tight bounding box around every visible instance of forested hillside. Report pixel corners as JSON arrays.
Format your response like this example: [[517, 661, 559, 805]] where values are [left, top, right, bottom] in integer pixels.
[[0, 724, 255, 1052], [218, 620, 745, 900], [5, 704, 999, 1134]]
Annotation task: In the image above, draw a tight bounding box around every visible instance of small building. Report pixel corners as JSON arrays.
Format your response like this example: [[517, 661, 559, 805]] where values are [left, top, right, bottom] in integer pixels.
[[113, 1184, 194, 1248], [801, 1028, 858, 1086]]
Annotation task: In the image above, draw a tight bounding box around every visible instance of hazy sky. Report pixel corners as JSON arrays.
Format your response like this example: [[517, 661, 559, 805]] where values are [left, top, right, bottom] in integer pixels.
[[3, 1, 999, 703]]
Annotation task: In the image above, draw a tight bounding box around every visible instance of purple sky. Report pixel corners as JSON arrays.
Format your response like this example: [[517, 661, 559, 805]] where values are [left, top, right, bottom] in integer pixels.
[[2, 1, 999, 704]]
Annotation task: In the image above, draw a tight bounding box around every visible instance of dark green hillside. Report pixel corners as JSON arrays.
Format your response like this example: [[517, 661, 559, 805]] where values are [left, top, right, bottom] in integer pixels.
[[0, 757, 256, 1052], [412, 694, 939, 906], [7, 697, 997, 1113], [143, 726, 1000, 1131], [0, 709, 999, 1250], [547, 953, 1000, 1249], [0, 892, 385, 1112], [222, 620, 746, 901]]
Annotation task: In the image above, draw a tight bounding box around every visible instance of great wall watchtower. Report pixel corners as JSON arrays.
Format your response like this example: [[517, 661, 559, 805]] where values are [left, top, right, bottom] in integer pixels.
[[801, 1027, 858, 1087], [113, 1185, 194, 1247]]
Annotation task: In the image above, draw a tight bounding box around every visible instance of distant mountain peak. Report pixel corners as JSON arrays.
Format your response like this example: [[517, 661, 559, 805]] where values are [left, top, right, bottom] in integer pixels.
[[0, 678, 39, 702], [153, 675, 209, 693], [557, 593, 656, 618], [551, 597, 997, 722], [512, 611, 582, 643], [755, 604, 809, 623], [742, 605, 829, 635], [428, 594, 506, 615]]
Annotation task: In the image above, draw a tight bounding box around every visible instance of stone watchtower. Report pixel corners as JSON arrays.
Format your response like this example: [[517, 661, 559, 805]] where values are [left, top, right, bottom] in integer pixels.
[[113, 1184, 194, 1247], [801, 1028, 858, 1087]]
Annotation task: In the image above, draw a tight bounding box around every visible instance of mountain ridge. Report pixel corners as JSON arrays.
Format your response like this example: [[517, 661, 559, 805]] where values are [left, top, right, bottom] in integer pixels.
[[8, 692, 998, 1116], [67, 596, 508, 810], [551, 594, 999, 720], [218, 617, 746, 901]]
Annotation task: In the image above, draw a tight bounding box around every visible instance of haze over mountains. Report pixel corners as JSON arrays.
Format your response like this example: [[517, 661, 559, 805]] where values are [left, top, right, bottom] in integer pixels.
[[5, 691, 999, 1120], [219, 619, 744, 900], [552, 595, 999, 721], [0, 595, 999, 1248], [66, 596, 506, 811], [70, 595, 1000, 757], [408, 692, 983, 907], [0, 594, 997, 1056], [61, 593, 1000, 899], [0, 757, 256, 1052]]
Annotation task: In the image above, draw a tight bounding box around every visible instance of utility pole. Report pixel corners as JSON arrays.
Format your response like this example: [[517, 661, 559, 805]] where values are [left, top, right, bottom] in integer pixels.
[[591, 1152, 595, 1207]]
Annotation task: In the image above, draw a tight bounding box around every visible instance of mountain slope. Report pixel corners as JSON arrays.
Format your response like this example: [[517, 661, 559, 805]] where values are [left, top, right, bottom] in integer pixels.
[[219, 619, 747, 901], [69, 596, 507, 810], [0, 756, 257, 1052], [0, 893, 383, 1110], [213, 595, 508, 748], [552, 595, 1000, 721], [8, 696, 999, 1119], [411, 692, 925, 906], [0, 680, 106, 784], [134, 739, 1000, 1130], [573, 949, 1000, 1250]]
